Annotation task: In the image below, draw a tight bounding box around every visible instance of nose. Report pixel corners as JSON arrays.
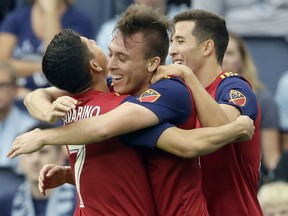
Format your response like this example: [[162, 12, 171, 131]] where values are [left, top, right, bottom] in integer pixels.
[[107, 56, 116, 71], [169, 42, 177, 57]]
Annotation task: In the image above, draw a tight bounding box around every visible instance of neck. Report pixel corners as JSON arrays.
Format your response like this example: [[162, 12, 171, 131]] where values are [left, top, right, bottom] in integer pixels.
[[195, 62, 223, 88], [82, 78, 110, 94], [92, 81, 110, 93], [34, 1, 67, 16], [132, 78, 152, 97]]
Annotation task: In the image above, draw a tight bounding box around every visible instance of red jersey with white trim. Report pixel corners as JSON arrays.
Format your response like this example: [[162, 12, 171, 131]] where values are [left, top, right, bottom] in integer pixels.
[[62, 90, 156, 216], [199, 72, 262, 216], [124, 77, 209, 216]]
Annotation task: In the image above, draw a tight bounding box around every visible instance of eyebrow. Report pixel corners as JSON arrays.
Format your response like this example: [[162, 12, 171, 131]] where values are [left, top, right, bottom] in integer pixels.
[[174, 35, 185, 40], [108, 47, 128, 57]]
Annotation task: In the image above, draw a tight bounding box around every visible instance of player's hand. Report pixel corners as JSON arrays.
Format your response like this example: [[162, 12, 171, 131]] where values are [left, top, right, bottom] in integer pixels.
[[235, 115, 255, 142], [151, 64, 193, 84], [47, 96, 77, 124], [6, 129, 45, 158], [38, 164, 68, 196]]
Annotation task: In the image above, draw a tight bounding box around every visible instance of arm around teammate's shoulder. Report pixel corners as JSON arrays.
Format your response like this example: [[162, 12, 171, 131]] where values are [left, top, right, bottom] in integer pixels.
[[156, 115, 255, 158]]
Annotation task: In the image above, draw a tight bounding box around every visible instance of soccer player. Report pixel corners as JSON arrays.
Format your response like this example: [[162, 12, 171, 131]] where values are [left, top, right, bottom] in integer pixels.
[[32, 29, 157, 216], [153, 9, 262, 216], [8, 5, 255, 216]]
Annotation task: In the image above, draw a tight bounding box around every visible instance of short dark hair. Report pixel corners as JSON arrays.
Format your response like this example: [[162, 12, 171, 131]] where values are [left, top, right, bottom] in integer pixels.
[[42, 29, 92, 94], [173, 9, 229, 65], [114, 4, 172, 65]]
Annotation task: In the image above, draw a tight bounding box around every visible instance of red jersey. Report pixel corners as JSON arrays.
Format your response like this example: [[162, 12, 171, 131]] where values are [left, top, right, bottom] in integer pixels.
[[199, 72, 262, 216], [125, 78, 209, 216], [63, 90, 156, 216]]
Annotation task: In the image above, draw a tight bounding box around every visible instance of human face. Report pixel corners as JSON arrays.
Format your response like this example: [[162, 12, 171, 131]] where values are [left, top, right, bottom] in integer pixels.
[[169, 21, 204, 73], [262, 203, 288, 216], [107, 32, 152, 96], [0, 69, 17, 111], [20, 145, 65, 184], [222, 37, 243, 73], [80, 37, 108, 75]]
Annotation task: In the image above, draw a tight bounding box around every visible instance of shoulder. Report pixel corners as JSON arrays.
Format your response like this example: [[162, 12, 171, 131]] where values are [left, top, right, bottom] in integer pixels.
[[218, 72, 252, 90], [0, 6, 30, 30], [4, 6, 31, 20], [152, 76, 187, 89], [219, 71, 247, 82]]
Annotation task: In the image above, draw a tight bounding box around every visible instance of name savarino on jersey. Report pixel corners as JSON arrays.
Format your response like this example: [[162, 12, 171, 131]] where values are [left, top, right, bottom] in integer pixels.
[[62, 105, 100, 126]]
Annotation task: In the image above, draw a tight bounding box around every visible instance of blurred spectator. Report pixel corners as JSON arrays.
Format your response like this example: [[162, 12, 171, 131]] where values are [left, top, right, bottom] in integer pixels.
[[222, 32, 281, 186], [258, 181, 288, 216], [168, 0, 190, 7], [275, 71, 288, 184], [75, 0, 117, 36], [275, 71, 288, 151], [0, 123, 77, 216], [0, 0, 16, 23], [0, 0, 94, 101], [191, 0, 288, 38], [0, 60, 38, 170], [274, 151, 288, 183], [96, 0, 189, 56]]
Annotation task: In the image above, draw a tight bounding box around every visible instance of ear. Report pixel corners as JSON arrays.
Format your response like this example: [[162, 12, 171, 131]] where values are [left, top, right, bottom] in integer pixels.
[[147, 56, 161, 72], [203, 39, 214, 56], [90, 60, 102, 72]]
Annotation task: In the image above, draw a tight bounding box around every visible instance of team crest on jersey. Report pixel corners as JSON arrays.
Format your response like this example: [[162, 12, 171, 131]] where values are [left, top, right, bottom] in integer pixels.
[[139, 89, 161, 102], [229, 90, 246, 106]]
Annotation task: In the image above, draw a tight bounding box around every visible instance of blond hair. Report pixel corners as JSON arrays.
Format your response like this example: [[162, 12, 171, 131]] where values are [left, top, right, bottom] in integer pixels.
[[258, 181, 288, 208], [229, 32, 264, 94]]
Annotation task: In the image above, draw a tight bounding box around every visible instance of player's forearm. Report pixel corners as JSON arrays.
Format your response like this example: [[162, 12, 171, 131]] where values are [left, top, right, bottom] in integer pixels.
[[9, 59, 42, 77], [24, 88, 54, 121], [39, 117, 103, 146], [184, 73, 230, 126], [261, 129, 281, 170], [157, 119, 250, 158], [64, 166, 75, 185], [191, 120, 250, 156], [40, 102, 160, 146]]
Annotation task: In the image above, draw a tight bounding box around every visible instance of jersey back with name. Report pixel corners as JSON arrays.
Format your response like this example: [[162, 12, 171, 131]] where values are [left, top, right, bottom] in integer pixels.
[[63, 90, 156, 216]]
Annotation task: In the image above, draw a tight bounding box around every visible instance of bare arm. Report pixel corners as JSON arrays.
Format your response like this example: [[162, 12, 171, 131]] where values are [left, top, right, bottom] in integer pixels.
[[7, 102, 160, 157], [184, 72, 239, 126], [154, 64, 240, 126], [261, 128, 281, 170], [38, 0, 63, 49], [282, 133, 288, 151], [0, 0, 64, 77], [157, 115, 254, 158], [24, 87, 74, 122], [0, 33, 42, 77]]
